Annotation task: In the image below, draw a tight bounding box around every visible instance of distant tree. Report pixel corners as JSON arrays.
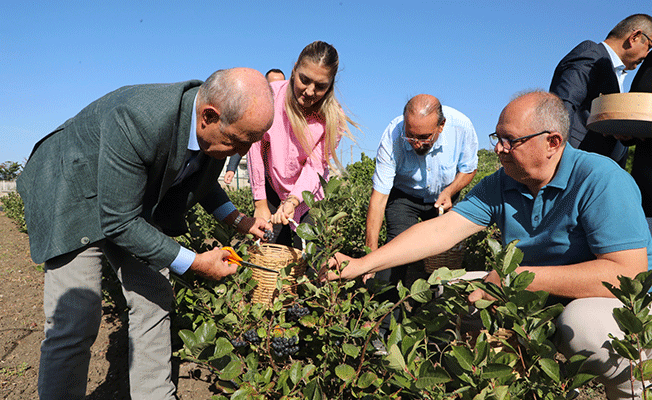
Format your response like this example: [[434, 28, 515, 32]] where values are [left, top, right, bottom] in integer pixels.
[[0, 161, 23, 181]]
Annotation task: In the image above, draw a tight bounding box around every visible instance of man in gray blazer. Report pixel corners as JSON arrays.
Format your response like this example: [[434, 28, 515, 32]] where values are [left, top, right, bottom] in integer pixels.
[[550, 14, 652, 167], [17, 68, 274, 399]]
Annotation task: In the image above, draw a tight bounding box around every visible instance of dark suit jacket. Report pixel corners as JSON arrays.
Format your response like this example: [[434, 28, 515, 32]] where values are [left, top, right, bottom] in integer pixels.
[[17, 81, 230, 266], [550, 40, 627, 165], [630, 54, 652, 217]]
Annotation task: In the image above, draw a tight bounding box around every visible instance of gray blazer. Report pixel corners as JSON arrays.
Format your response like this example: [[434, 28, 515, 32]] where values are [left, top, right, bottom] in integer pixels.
[[18, 81, 230, 267]]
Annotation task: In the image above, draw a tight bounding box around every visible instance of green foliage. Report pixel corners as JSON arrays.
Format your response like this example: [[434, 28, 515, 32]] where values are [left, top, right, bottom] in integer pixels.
[[0, 161, 22, 181], [173, 177, 593, 399], [604, 271, 652, 400], [0, 192, 26, 233]]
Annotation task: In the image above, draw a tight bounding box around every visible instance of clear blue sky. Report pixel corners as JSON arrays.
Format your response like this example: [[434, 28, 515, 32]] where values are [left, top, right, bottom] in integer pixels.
[[1, 1, 647, 166]]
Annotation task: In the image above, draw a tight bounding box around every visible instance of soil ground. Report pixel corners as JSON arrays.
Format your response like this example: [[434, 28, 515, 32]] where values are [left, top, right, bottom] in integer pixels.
[[0, 210, 606, 399]]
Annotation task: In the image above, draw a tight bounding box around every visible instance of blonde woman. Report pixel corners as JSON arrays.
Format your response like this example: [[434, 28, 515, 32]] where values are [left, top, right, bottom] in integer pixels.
[[248, 41, 356, 248]]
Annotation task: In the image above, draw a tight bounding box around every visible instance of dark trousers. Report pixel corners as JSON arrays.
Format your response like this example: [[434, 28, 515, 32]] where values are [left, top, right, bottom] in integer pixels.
[[265, 180, 312, 249]]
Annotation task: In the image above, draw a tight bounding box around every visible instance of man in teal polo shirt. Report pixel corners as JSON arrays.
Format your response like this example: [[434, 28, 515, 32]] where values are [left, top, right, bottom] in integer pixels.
[[326, 91, 652, 400]]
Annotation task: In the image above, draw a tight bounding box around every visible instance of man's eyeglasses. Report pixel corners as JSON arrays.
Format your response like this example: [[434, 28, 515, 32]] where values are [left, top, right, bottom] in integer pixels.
[[402, 128, 438, 146], [488, 131, 550, 150], [641, 31, 652, 51]]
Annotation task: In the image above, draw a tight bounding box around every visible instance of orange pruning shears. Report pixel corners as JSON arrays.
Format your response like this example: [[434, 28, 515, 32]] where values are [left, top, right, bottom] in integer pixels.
[[222, 247, 279, 274]]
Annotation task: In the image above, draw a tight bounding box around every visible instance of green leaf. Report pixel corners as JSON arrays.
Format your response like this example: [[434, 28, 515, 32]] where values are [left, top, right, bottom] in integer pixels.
[[303, 378, 323, 400], [415, 360, 451, 389], [451, 345, 474, 372], [568, 373, 598, 391], [289, 362, 302, 385], [329, 211, 348, 225], [342, 343, 360, 358], [538, 358, 560, 382], [296, 223, 318, 241], [302, 364, 316, 380], [611, 339, 639, 360], [357, 371, 380, 389], [219, 359, 244, 381], [178, 330, 197, 349], [613, 308, 644, 334], [214, 337, 234, 358], [386, 344, 408, 372], [335, 364, 356, 382], [410, 279, 432, 303], [195, 320, 218, 343], [635, 359, 652, 381], [482, 363, 513, 380]]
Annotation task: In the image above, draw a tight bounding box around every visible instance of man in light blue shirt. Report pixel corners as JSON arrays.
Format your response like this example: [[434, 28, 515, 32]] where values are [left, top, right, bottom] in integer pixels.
[[366, 94, 478, 289]]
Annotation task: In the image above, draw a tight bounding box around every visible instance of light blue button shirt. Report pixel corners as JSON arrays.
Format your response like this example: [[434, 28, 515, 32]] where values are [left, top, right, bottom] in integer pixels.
[[602, 41, 627, 92], [372, 106, 479, 203]]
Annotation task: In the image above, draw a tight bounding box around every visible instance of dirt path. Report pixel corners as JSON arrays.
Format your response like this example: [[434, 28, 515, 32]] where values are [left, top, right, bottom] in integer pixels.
[[0, 211, 215, 399]]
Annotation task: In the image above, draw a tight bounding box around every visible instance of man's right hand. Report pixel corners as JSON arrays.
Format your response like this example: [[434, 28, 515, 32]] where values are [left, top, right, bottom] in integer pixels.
[[190, 247, 238, 280], [223, 170, 235, 184]]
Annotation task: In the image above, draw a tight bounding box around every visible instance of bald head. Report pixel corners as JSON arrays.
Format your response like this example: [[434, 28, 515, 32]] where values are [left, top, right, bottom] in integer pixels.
[[403, 94, 444, 124], [198, 67, 274, 134], [195, 68, 274, 159], [501, 91, 569, 142]]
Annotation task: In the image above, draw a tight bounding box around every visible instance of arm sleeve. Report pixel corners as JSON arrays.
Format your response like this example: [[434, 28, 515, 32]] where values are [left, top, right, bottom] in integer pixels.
[[247, 137, 268, 200], [456, 120, 479, 173], [372, 121, 399, 195], [226, 154, 241, 172]]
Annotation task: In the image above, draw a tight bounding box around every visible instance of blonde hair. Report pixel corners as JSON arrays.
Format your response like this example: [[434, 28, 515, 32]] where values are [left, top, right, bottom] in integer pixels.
[[285, 41, 357, 172]]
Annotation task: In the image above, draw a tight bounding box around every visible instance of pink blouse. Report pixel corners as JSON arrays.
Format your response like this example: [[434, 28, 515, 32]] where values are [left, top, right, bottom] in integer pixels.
[[247, 80, 331, 221]]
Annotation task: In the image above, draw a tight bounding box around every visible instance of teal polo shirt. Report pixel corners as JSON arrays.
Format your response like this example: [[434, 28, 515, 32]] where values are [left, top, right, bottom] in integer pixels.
[[453, 145, 652, 267]]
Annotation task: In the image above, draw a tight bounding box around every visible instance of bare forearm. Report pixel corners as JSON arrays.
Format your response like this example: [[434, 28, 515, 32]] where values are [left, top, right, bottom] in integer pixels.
[[365, 190, 388, 250], [443, 171, 476, 198], [516, 248, 648, 298]]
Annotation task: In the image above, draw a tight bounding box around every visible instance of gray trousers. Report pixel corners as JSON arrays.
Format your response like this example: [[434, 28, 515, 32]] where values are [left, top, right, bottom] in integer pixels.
[[38, 240, 176, 400]]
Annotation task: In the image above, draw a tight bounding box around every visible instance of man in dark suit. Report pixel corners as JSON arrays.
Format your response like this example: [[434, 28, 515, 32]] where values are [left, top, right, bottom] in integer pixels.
[[630, 54, 652, 230], [550, 13, 652, 167], [17, 68, 274, 399]]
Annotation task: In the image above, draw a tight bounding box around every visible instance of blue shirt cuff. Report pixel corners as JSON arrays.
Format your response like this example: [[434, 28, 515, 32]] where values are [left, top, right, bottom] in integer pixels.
[[213, 201, 237, 220], [170, 246, 195, 275]]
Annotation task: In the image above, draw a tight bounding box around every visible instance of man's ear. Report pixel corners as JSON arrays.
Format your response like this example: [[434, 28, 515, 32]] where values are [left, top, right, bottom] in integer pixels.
[[547, 131, 564, 151], [200, 105, 221, 126]]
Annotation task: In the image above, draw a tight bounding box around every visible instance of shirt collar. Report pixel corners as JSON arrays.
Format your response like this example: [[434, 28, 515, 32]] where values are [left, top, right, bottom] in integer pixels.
[[187, 94, 200, 151], [602, 41, 627, 91]]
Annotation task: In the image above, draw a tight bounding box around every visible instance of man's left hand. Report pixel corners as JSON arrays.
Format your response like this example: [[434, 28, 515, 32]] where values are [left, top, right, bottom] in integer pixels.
[[240, 216, 273, 240], [434, 192, 453, 212]]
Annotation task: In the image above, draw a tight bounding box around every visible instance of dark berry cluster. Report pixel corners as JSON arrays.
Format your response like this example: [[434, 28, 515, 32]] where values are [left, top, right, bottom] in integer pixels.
[[263, 229, 274, 240], [243, 329, 261, 344], [270, 336, 299, 357], [230, 338, 248, 348], [286, 304, 310, 322]]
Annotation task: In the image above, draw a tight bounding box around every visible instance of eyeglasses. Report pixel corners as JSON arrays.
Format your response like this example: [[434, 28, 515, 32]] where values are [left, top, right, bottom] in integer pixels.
[[488, 131, 550, 150], [641, 31, 652, 51], [402, 127, 438, 146]]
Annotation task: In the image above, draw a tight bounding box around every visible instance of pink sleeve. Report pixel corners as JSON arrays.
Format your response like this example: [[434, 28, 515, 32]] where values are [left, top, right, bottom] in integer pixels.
[[247, 137, 267, 201]]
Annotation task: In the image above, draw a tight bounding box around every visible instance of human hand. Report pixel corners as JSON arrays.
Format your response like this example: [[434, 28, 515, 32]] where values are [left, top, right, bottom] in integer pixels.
[[468, 270, 501, 303], [190, 247, 239, 280], [434, 192, 453, 212], [223, 170, 235, 184], [271, 199, 297, 225], [320, 252, 357, 281], [240, 216, 273, 240]]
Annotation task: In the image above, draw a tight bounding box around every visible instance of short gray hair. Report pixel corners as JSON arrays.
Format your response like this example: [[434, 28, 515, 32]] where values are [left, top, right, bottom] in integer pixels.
[[198, 69, 250, 126], [607, 14, 652, 40], [514, 90, 570, 142]]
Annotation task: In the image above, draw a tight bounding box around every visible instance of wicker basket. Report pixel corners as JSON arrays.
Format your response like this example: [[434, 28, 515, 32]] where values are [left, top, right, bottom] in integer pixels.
[[423, 240, 466, 273], [423, 207, 466, 273], [248, 243, 306, 306]]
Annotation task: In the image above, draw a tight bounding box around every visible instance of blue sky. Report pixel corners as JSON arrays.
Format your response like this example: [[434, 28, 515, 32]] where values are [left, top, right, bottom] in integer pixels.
[[1, 1, 647, 166]]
